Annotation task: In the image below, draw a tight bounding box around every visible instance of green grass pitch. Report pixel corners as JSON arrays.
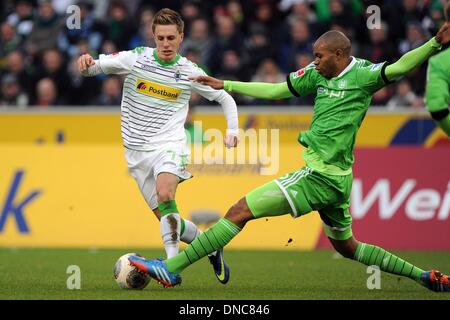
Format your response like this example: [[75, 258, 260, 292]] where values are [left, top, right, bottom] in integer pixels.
[[1, 248, 449, 300]]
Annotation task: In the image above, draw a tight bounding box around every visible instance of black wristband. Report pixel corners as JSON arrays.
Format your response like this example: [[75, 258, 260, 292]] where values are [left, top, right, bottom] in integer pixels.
[[430, 108, 449, 121]]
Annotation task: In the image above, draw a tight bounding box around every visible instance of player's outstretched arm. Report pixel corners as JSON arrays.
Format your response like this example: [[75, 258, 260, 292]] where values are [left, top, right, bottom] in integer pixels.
[[385, 22, 450, 82], [191, 75, 293, 100]]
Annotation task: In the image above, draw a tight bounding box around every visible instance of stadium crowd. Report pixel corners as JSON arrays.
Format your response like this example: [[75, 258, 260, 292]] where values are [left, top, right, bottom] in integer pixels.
[[0, 0, 447, 108]]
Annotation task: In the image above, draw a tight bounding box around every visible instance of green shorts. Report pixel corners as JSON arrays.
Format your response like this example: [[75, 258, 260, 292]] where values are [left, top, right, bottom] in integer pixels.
[[246, 166, 353, 240]]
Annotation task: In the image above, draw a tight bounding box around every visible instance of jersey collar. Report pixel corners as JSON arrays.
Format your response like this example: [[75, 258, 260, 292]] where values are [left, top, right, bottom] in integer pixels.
[[152, 49, 181, 67], [335, 56, 356, 79]]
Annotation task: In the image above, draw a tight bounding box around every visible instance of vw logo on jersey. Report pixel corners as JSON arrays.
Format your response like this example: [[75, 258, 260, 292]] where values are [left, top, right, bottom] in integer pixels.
[[338, 80, 347, 89], [174, 69, 181, 82]]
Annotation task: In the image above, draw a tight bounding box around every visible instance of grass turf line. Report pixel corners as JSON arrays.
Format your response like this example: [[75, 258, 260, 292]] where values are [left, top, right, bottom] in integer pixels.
[[0, 248, 449, 300]]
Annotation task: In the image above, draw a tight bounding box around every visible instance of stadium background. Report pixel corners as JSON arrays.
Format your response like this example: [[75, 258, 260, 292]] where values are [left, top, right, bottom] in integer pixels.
[[0, 0, 449, 252]]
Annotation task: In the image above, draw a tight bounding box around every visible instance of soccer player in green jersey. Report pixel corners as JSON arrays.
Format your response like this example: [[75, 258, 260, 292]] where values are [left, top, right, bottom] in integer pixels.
[[425, 3, 450, 137], [129, 22, 450, 292]]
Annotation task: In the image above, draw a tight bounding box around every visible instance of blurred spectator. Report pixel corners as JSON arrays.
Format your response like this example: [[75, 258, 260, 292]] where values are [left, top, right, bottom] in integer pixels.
[[359, 21, 398, 63], [0, 0, 443, 107], [382, 0, 426, 42], [316, 0, 358, 29], [3, 50, 35, 95], [226, 0, 245, 32], [283, 1, 320, 37], [216, 49, 249, 82], [243, 27, 277, 75], [66, 55, 100, 105], [104, 1, 136, 51], [399, 22, 428, 54], [251, 58, 286, 83], [95, 75, 122, 106], [422, 0, 447, 36], [371, 86, 393, 106], [0, 22, 22, 66], [293, 52, 313, 69], [247, 2, 281, 43], [0, 73, 28, 108], [249, 58, 288, 105], [34, 77, 64, 107], [6, 0, 34, 42], [180, 18, 213, 68], [208, 15, 244, 75], [216, 50, 249, 105], [33, 48, 71, 103], [24, 0, 64, 57], [180, 1, 201, 35], [387, 80, 423, 110], [398, 22, 428, 95], [51, 0, 76, 16], [100, 39, 118, 55], [128, 6, 156, 49], [280, 18, 313, 72], [58, 0, 105, 58]]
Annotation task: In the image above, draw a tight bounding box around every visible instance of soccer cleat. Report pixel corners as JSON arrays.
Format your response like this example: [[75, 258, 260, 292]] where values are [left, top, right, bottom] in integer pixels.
[[128, 255, 181, 288], [208, 249, 230, 284], [420, 269, 450, 292]]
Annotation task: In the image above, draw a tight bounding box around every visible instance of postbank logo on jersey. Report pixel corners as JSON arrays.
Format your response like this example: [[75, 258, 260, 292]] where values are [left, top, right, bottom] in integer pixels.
[[136, 79, 182, 101]]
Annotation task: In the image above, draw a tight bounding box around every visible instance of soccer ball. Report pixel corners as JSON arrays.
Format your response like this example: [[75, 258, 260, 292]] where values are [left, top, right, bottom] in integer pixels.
[[114, 253, 151, 289]]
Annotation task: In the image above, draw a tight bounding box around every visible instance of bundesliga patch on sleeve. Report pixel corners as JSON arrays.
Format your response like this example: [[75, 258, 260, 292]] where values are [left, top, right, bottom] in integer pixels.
[[293, 68, 305, 79], [106, 52, 119, 58]]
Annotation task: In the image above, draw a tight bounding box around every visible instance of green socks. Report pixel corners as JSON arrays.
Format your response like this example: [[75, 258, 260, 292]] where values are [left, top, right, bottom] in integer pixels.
[[354, 243, 424, 281], [166, 218, 241, 273]]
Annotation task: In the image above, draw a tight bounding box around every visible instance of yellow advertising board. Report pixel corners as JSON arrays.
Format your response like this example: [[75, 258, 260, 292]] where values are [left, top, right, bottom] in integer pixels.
[[0, 111, 446, 249], [0, 111, 444, 146], [0, 144, 321, 249]]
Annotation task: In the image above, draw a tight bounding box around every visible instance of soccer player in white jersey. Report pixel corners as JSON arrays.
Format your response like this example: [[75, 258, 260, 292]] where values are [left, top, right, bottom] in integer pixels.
[[77, 8, 238, 284]]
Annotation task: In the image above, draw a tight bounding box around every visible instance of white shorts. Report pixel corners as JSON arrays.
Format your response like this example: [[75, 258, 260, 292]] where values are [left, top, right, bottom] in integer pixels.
[[125, 143, 192, 210]]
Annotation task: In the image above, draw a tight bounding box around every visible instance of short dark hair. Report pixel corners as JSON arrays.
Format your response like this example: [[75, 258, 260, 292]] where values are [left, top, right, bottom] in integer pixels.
[[152, 8, 184, 34]]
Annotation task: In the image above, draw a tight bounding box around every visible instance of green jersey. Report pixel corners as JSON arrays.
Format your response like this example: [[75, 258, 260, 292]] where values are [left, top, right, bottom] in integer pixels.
[[424, 47, 450, 137], [287, 58, 392, 172], [425, 47, 450, 113]]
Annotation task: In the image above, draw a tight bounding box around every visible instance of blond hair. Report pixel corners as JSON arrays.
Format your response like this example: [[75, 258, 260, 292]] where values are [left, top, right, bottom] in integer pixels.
[[152, 8, 184, 34]]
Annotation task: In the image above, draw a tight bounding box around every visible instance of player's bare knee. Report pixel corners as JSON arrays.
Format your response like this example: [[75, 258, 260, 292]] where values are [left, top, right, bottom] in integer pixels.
[[336, 246, 355, 259], [156, 189, 175, 203], [224, 198, 253, 228], [330, 237, 358, 259]]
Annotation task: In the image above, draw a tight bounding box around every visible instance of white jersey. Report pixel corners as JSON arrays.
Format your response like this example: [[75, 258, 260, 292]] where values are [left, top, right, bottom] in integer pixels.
[[97, 47, 229, 150]]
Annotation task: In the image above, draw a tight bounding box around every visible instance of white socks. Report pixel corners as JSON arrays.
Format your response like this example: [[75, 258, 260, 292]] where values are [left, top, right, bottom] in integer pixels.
[[161, 215, 215, 258], [180, 219, 201, 243], [160, 214, 181, 259]]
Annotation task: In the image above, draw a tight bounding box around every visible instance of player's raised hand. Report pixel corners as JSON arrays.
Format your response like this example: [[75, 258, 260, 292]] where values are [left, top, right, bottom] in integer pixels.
[[435, 22, 450, 45], [190, 75, 224, 90], [77, 54, 95, 73]]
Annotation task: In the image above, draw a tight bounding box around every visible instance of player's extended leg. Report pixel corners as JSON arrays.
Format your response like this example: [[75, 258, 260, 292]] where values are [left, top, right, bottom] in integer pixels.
[[129, 180, 292, 286], [163, 180, 292, 273], [326, 230, 450, 292]]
